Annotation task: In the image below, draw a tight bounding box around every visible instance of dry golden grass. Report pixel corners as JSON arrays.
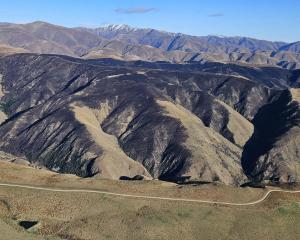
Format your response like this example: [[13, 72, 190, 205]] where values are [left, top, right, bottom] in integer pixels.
[[1, 160, 300, 240], [216, 99, 254, 147], [0, 161, 263, 202], [290, 88, 300, 102], [71, 103, 150, 179], [0, 44, 28, 56], [157, 100, 244, 184]]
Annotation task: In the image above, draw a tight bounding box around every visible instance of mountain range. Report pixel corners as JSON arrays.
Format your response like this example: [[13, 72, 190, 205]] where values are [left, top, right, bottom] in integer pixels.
[[0, 21, 299, 69], [0, 21, 300, 186]]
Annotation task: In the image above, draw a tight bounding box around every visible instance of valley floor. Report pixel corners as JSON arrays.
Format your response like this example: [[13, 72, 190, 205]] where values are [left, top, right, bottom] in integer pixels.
[[0, 160, 300, 240]]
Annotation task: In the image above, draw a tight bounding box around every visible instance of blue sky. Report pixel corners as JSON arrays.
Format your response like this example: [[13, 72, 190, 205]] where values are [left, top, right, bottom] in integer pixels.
[[0, 0, 299, 42]]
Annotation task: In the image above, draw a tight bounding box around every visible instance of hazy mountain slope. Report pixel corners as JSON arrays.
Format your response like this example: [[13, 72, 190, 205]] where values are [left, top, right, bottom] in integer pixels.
[[90, 24, 300, 69], [83, 39, 173, 61], [0, 43, 28, 56], [280, 41, 300, 53], [23, 21, 105, 56], [91, 25, 285, 52], [0, 22, 299, 69], [200, 35, 286, 51], [0, 21, 105, 56]]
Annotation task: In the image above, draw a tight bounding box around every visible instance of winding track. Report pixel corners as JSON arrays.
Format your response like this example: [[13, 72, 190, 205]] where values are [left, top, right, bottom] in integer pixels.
[[0, 183, 300, 206]]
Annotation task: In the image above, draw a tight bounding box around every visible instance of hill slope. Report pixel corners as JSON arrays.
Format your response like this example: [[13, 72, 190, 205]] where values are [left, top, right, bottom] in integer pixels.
[[0, 53, 300, 184]]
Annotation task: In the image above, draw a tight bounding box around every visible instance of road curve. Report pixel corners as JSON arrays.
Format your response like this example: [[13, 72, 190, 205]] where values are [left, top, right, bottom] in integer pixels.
[[0, 183, 300, 206]]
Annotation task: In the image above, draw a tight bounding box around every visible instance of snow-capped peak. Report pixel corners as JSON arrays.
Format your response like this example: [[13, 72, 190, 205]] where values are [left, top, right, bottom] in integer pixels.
[[101, 24, 137, 32], [208, 34, 227, 39]]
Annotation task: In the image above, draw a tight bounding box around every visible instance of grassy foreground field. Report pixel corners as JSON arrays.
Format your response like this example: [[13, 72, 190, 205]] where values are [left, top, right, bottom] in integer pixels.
[[0, 160, 300, 240]]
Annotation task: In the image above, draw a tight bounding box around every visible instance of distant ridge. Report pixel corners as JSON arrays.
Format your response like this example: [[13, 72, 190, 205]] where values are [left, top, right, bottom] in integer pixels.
[[0, 21, 299, 69]]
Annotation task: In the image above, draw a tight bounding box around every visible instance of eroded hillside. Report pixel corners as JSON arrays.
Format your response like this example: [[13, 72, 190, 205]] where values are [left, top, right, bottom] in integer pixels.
[[0, 53, 299, 185]]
